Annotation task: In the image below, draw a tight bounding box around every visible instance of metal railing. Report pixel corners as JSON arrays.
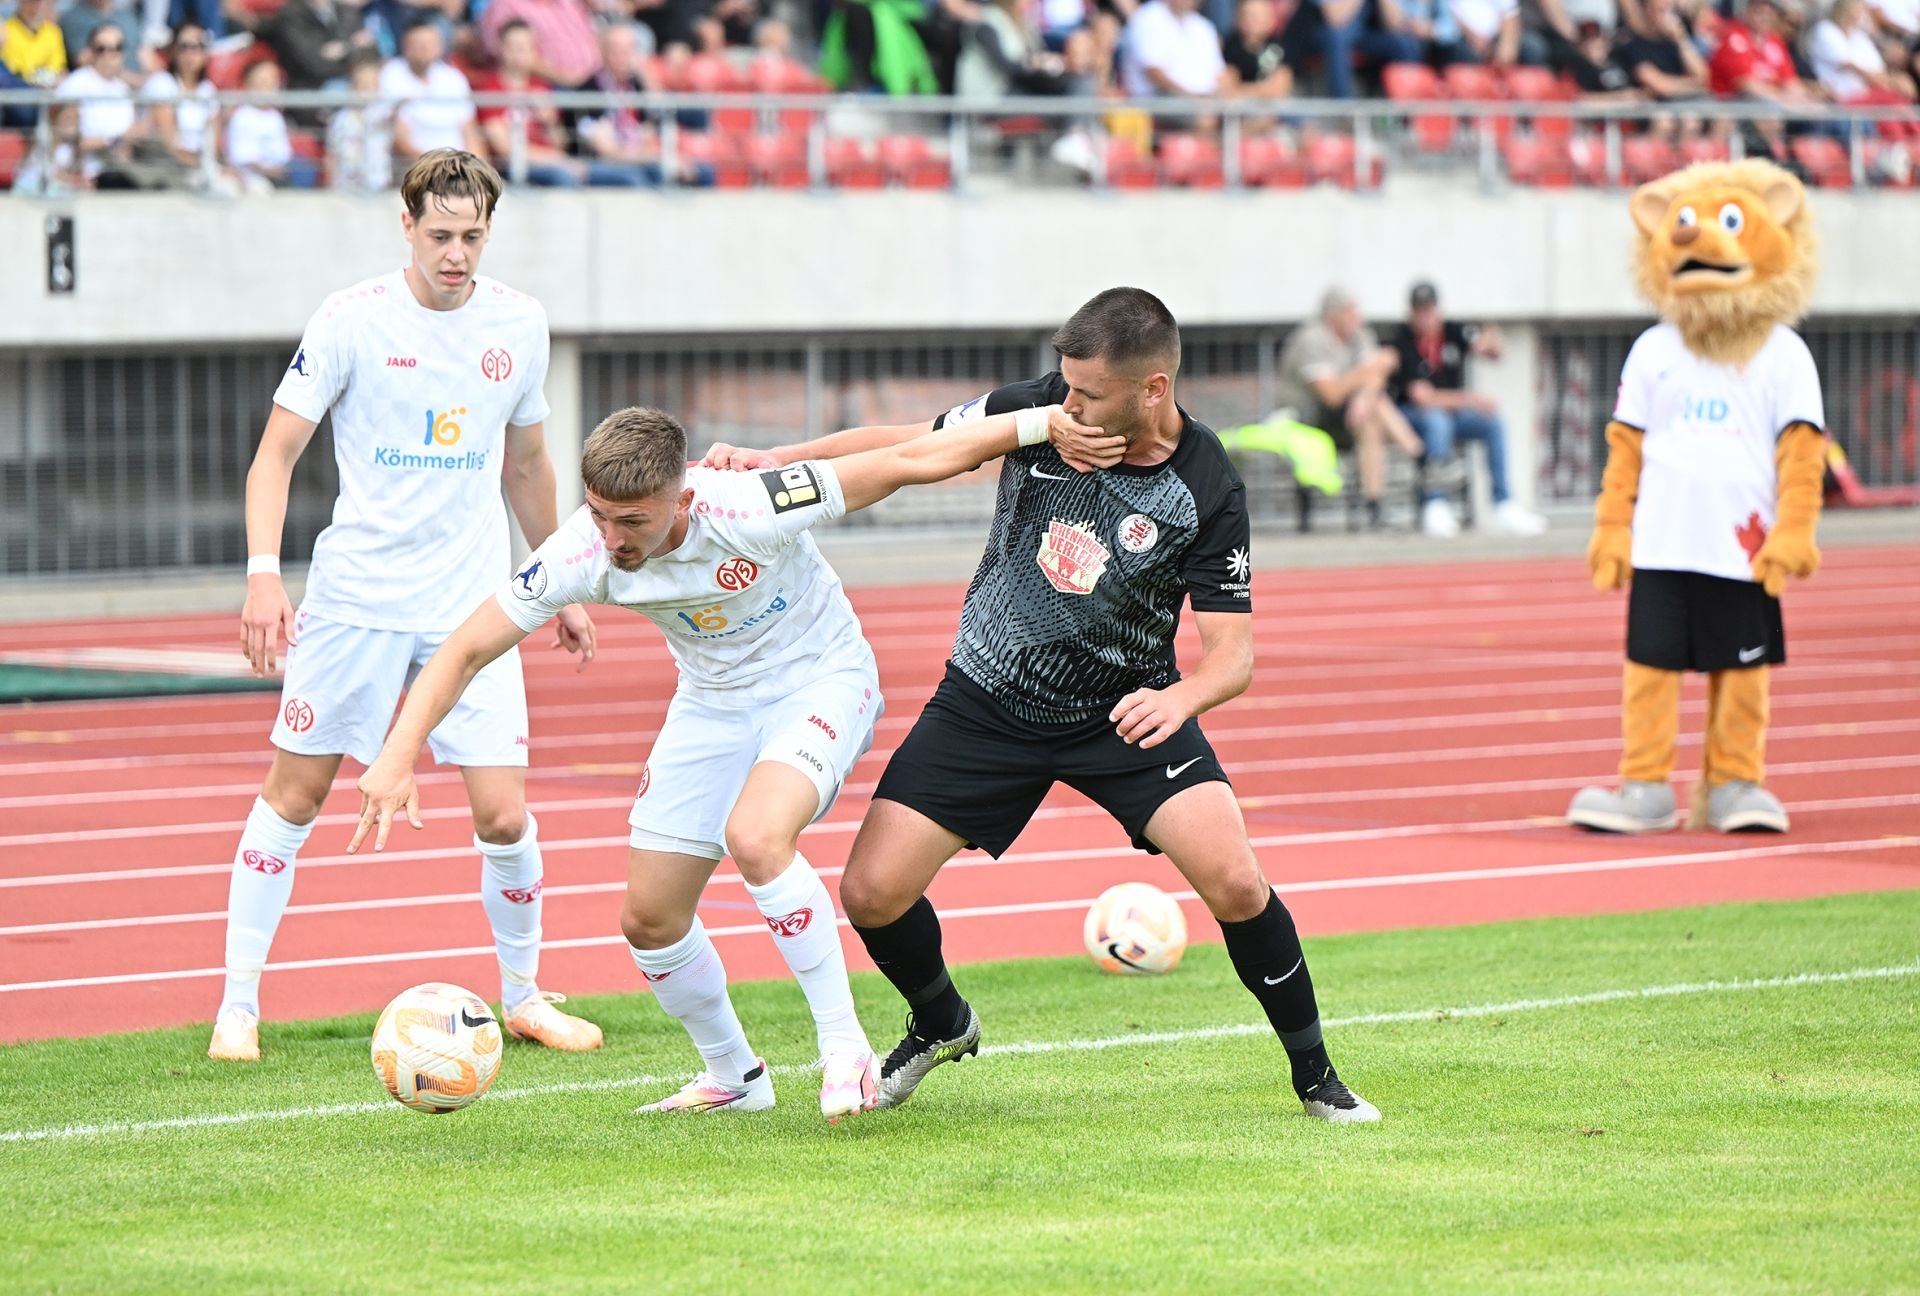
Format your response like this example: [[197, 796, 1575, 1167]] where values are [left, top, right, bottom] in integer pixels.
[[5, 86, 1918, 193]]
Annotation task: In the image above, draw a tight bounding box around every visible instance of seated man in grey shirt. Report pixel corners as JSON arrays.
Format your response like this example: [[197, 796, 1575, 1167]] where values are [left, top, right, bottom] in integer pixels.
[[1273, 287, 1427, 529]]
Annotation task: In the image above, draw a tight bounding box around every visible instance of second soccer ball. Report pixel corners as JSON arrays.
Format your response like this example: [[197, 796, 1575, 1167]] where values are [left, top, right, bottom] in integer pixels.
[[1083, 882, 1188, 976]]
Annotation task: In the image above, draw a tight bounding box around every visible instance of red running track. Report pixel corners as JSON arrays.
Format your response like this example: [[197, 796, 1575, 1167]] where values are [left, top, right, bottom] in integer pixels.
[[2, 546, 1916, 1043]]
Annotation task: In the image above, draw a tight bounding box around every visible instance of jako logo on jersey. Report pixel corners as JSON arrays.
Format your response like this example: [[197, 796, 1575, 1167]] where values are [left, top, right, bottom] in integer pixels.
[[766, 909, 813, 938], [242, 849, 287, 875], [1117, 513, 1159, 554], [500, 880, 543, 904], [1037, 519, 1111, 596], [481, 347, 513, 383], [386, 357, 416, 368], [715, 557, 759, 591], [282, 697, 315, 733], [807, 715, 837, 740], [512, 559, 549, 601]]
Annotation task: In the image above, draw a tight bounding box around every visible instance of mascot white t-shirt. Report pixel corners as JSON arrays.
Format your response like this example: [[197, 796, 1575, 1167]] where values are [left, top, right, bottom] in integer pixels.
[[1613, 321, 1825, 583]]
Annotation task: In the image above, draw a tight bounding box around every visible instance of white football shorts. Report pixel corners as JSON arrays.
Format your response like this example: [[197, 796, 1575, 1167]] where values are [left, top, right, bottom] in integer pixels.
[[269, 609, 529, 768], [628, 665, 883, 860]]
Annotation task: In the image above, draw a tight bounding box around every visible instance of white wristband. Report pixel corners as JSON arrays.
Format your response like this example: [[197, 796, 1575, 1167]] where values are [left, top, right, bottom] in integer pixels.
[[1014, 406, 1051, 448], [247, 555, 281, 577]]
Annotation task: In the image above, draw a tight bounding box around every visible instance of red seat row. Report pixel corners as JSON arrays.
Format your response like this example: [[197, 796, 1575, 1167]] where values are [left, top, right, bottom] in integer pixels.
[[1499, 129, 1912, 188], [1118, 131, 1382, 189], [677, 131, 952, 189]]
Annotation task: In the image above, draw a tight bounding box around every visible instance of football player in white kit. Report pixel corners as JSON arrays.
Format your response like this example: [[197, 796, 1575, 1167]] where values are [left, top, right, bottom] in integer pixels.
[[209, 150, 603, 1063], [350, 401, 1108, 1121]]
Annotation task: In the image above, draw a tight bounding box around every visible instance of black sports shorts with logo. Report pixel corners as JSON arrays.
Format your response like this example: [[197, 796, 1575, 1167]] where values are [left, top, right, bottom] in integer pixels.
[[1626, 567, 1786, 672], [873, 664, 1229, 858]]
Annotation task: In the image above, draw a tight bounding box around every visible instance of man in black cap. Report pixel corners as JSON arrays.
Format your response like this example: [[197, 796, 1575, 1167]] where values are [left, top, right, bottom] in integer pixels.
[[1389, 281, 1547, 538]]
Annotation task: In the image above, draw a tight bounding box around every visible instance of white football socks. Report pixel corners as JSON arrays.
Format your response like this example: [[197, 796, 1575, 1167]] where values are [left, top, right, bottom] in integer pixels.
[[629, 920, 759, 1085], [743, 852, 869, 1057], [218, 796, 314, 1016], [476, 813, 544, 1013]]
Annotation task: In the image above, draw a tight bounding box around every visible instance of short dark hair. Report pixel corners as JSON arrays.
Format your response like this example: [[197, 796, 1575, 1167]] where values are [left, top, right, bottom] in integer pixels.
[[580, 407, 689, 501], [1051, 287, 1182, 377], [498, 18, 533, 39]]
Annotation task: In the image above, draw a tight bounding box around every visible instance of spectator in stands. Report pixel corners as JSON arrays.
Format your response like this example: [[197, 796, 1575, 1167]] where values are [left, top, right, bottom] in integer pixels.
[[576, 20, 692, 182], [1567, 17, 1643, 98], [2, 0, 65, 126], [752, 14, 793, 57], [480, 0, 604, 89], [142, 21, 216, 170], [700, 0, 765, 48], [1447, 0, 1525, 64], [326, 47, 393, 190], [266, 0, 378, 99], [225, 58, 316, 190], [1221, 0, 1294, 98], [380, 18, 485, 160], [59, 0, 139, 72], [1381, 0, 1476, 66], [1708, 0, 1816, 160], [477, 18, 649, 184], [54, 23, 146, 182], [1390, 281, 1546, 538], [1273, 286, 1429, 531], [1121, 0, 1226, 104], [956, 0, 1081, 95], [1810, 0, 1919, 107], [1313, 0, 1420, 98], [1616, 0, 1714, 134], [1532, 0, 1637, 70]]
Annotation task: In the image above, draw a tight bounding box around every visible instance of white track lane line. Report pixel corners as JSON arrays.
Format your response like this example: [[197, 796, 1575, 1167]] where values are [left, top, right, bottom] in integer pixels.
[[3, 959, 1915, 1144], [3, 835, 1913, 994]]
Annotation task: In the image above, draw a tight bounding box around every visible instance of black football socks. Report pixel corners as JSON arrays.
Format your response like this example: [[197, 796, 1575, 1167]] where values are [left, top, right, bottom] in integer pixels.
[[853, 895, 969, 1039], [1220, 889, 1336, 1096]]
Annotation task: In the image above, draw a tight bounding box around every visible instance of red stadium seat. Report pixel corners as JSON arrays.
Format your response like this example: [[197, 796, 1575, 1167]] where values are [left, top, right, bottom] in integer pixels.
[[1791, 135, 1852, 188], [1621, 135, 1677, 184], [1383, 62, 1453, 151], [207, 40, 278, 91], [876, 134, 951, 188], [1304, 131, 1358, 187], [1238, 133, 1307, 187], [746, 131, 809, 188], [1443, 64, 1513, 141], [746, 56, 822, 133], [1679, 136, 1730, 165], [0, 130, 27, 188], [679, 130, 753, 188], [1101, 135, 1157, 187], [825, 137, 885, 189], [1158, 132, 1223, 187], [1501, 133, 1575, 187], [1500, 65, 1560, 102]]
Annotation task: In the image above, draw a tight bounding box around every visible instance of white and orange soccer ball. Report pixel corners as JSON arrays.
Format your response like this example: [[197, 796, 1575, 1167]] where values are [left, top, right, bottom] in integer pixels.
[[370, 982, 503, 1114], [1083, 882, 1188, 976]]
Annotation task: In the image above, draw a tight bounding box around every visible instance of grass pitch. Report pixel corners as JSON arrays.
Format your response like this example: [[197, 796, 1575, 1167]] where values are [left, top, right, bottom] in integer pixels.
[[4, 891, 1918, 1295]]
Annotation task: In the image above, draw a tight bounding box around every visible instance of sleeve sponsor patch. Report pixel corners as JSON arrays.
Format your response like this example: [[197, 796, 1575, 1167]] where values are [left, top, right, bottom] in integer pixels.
[[759, 464, 823, 513], [284, 346, 318, 389], [511, 558, 549, 601], [943, 393, 990, 425]]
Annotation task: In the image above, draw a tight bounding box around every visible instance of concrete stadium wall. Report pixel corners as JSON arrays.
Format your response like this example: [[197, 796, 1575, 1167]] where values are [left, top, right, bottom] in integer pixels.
[[3, 183, 1916, 346]]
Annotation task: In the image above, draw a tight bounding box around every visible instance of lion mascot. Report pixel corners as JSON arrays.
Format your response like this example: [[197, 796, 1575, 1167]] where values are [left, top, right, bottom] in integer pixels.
[[1567, 160, 1825, 835]]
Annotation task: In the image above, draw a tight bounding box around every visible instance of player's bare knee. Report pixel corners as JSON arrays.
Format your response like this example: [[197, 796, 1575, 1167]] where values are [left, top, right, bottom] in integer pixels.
[[837, 867, 905, 929], [472, 807, 527, 846], [1198, 869, 1271, 924], [260, 766, 329, 825], [621, 904, 689, 951], [722, 819, 798, 887]]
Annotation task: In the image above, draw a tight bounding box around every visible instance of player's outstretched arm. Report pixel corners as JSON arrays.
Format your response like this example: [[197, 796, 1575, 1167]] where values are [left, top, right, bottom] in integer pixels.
[[704, 420, 937, 472], [1110, 611, 1255, 748], [349, 600, 530, 854], [240, 405, 322, 677], [833, 405, 1115, 513]]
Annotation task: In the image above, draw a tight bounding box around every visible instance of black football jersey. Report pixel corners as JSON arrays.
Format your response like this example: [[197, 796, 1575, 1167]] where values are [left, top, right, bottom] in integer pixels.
[[932, 372, 1251, 723]]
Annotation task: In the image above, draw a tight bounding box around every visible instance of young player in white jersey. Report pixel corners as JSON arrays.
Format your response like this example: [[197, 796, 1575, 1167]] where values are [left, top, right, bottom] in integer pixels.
[[209, 150, 603, 1063], [350, 402, 1111, 1121]]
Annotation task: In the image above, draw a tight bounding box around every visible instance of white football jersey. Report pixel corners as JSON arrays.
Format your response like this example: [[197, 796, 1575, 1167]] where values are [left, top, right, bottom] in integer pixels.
[[497, 463, 876, 702], [1614, 322, 1824, 583], [272, 270, 552, 631]]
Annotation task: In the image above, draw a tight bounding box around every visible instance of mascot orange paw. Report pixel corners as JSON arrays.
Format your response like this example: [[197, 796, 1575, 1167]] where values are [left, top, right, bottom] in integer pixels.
[[1751, 533, 1819, 597], [1588, 524, 1632, 591]]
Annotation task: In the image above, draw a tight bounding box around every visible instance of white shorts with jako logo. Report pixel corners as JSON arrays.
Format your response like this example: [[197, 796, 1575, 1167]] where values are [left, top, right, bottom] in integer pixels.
[[628, 665, 883, 860], [270, 609, 529, 768]]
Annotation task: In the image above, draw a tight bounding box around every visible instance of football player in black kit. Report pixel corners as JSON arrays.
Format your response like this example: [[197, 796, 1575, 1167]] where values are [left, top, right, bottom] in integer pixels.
[[705, 288, 1379, 1123]]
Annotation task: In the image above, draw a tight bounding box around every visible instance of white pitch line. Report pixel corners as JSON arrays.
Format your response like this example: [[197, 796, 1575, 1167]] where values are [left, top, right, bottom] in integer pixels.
[[4, 835, 1913, 994], [7, 794, 1918, 937], [3, 960, 1915, 1145]]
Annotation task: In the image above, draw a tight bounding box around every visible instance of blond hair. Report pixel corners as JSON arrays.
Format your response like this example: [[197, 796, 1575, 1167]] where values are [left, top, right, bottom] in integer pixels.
[[400, 149, 504, 222], [580, 407, 689, 501]]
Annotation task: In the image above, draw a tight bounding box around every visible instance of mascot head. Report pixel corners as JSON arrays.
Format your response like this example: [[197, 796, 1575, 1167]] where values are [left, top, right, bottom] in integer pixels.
[[1630, 159, 1818, 366]]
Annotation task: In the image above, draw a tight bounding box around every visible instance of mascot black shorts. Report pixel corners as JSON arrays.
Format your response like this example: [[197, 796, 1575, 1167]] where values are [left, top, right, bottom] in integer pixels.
[[1627, 568, 1786, 672]]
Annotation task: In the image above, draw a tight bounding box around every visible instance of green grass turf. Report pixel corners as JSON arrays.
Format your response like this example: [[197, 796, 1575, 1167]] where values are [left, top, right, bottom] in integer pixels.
[[3, 891, 1918, 1295]]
